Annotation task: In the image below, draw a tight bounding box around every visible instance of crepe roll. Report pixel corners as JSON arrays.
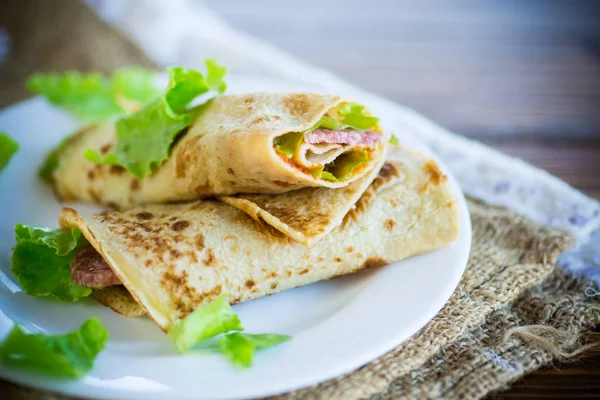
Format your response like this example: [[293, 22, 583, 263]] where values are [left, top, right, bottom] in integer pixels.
[[50, 93, 387, 208]]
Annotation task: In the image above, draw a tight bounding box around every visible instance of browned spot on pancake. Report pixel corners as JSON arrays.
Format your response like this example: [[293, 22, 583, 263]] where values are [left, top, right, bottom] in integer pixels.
[[135, 212, 154, 220], [227, 168, 235, 175], [195, 233, 205, 250], [273, 180, 296, 188], [172, 220, 190, 232], [239, 195, 329, 234], [244, 97, 254, 104], [245, 279, 255, 288], [334, 257, 342, 263], [175, 136, 201, 178], [106, 202, 119, 210], [170, 249, 182, 259], [423, 160, 447, 186], [88, 189, 101, 203], [269, 272, 277, 279], [194, 184, 211, 195], [286, 270, 292, 277], [188, 251, 199, 264], [253, 117, 264, 124], [109, 165, 125, 175], [446, 201, 455, 208], [356, 253, 364, 258], [130, 179, 140, 191], [384, 218, 396, 231], [100, 143, 112, 155], [87, 170, 95, 180], [272, 115, 281, 120], [388, 198, 399, 208], [317, 256, 324, 262], [346, 246, 354, 253], [298, 268, 310, 275], [244, 249, 251, 256], [282, 93, 311, 116], [359, 257, 388, 270], [232, 297, 242, 304], [342, 162, 402, 227], [203, 249, 216, 266], [270, 283, 278, 290]]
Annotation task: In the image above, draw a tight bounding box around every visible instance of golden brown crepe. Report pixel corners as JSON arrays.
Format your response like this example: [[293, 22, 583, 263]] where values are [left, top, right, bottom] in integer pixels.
[[59, 146, 459, 331], [51, 93, 385, 209]]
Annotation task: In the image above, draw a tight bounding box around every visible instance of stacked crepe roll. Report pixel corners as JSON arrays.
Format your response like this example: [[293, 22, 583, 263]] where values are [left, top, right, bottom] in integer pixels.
[[48, 93, 458, 331]]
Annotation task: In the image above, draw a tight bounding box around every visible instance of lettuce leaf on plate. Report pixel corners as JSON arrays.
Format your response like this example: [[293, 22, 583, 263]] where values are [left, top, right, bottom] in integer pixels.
[[0, 317, 108, 378], [11, 224, 91, 302], [0, 132, 19, 172], [27, 68, 161, 123], [168, 295, 243, 353], [389, 134, 400, 145], [86, 59, 227, 179], [219, 332, 291, 369]]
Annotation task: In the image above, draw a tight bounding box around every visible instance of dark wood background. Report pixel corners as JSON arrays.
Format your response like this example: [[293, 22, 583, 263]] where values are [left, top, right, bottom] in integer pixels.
[[0, 0, 598, 398], [204, 1, 600, 398]]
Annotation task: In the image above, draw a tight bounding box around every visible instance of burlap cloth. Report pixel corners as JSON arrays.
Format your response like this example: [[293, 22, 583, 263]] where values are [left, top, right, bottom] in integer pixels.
[[1, 2, 599, 399]]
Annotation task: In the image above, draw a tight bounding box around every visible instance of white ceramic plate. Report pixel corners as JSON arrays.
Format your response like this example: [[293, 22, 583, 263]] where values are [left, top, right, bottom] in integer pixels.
[[0, 76, 471, 400]]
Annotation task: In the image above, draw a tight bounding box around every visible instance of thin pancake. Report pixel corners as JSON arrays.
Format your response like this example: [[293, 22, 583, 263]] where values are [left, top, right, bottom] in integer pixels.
[[59, 146, 459, 331]]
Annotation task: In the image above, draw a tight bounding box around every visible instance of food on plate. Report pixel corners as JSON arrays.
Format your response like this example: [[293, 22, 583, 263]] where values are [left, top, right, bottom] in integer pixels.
[[12, 146, 459, 333], [47, 93, 386, 209], [5, 62, 460, 376]]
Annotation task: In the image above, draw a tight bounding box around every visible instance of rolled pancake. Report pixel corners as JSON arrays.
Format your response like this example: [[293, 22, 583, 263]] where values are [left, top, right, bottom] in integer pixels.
[[59, 146, 459, 331], [52, 93, 386, 208]]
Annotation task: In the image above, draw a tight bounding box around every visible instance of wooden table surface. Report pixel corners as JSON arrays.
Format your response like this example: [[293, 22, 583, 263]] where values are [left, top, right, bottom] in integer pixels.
[[204, 1, 600, 398], [0, 0, 599, 398]]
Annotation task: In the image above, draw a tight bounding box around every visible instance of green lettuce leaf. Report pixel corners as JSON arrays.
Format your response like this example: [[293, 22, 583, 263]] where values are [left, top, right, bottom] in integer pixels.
[[0, 132, 19, 172], [328, 149, 369, 181], [11, 224, 91, 302], [0, 317, 108, 378], [389, 134, 400, 145], [28, 72, 122, 122], [27, 68, 160, 123], [111, 67, 161, 104], [168, 295, 243, 353], [87, 60, 227, 179], [337, 103, 379, 131], [273, 132, 304, 158], [219, 332, 291, 369]]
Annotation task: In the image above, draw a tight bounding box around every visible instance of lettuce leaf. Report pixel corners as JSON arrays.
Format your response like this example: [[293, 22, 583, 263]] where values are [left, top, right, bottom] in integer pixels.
[[219, 332, 291, 369], [87, 60, 227, 179], [111, 67, 160, 104], [11, 224, 91, 302], [0, 317, 108, 378], [328, 149, 369, 181], [273, 132, 304, 158], [28, 72, 123, 123], [389, 134, 400, 145], [28, 68, 160, 123], [337, 103, 379, 130], [168, 295, 243, 353], [0, 132, 19, 172]]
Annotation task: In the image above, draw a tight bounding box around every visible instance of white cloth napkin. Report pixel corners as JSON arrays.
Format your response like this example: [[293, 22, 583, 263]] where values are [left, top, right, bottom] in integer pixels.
[[86, 0, 600, 288]]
